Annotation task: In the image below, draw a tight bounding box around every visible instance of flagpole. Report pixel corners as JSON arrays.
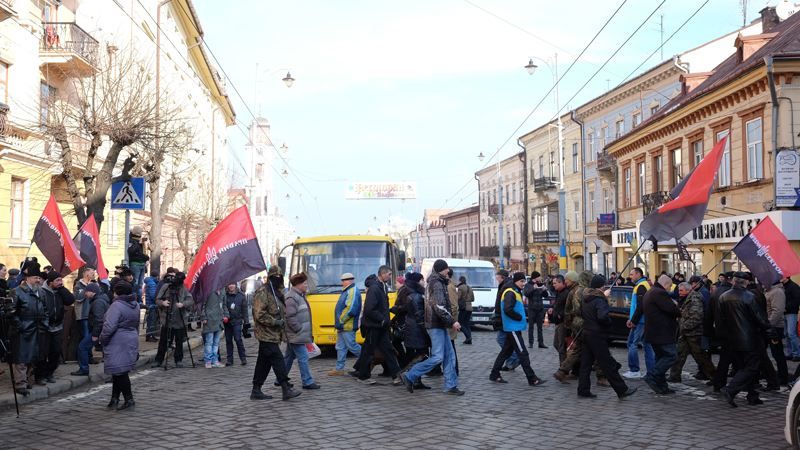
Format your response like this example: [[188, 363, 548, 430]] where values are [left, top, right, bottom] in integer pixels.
[[703, 248, 735, 279], [609, 237, 649, 286]]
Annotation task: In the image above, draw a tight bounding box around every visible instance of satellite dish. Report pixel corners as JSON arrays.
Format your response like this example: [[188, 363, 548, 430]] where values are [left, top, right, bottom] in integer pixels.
[[776, 0, 797, 20]]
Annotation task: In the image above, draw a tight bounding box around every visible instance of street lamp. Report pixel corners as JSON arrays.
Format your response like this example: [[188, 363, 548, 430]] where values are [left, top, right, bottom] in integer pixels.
[[526, 53, 567, 274], [477, 152, 485, 162], [282, 71, 295, 88]]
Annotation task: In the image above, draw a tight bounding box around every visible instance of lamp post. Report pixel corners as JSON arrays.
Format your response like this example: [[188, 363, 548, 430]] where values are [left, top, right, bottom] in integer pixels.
[[526, 53, 566, 274], [478, 151, 504, 268]]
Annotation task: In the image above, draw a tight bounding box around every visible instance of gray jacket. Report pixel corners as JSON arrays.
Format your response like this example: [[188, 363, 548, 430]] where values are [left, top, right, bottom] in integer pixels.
[[766, 284, 787, 328], [284, 287, 312, 344], [74, 279, 93, 320], [200, 290, 228, 333], [156, 284, 195, 330]]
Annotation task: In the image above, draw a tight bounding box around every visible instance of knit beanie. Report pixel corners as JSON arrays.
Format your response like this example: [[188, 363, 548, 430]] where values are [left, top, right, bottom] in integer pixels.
[[512, 272, 526, 283], [590, 274, 606, 289], [565, 271, 579, 283], [432, 259, 448, 273]]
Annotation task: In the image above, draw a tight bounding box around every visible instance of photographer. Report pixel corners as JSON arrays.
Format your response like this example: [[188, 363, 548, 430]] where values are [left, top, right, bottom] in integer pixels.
[[35, 272, 75, 385], [127, 226, 149, 305], [152, 272, 194, 368], [223, 283, 249, 367], [10, 261, 48, 396]]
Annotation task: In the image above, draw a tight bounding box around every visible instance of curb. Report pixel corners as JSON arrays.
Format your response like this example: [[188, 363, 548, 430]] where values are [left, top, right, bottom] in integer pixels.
[[0, 335, 204, 409]]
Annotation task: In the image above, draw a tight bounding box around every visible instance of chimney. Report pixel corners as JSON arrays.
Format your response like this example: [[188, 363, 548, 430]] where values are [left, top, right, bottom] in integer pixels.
[[760, 6, 781, 32], [680, 72, 713, 94]]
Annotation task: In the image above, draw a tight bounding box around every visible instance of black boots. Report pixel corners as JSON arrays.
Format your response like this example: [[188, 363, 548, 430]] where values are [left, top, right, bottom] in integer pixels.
[[250, 385, 272, 400], [117, 398, 135, 411], [281, 381, 301, 401], [107, 398, 119, 409]]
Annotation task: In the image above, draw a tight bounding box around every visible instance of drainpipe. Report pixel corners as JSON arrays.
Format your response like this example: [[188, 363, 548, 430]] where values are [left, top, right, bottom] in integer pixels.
[[517, 140, 528, 273], [571, 110, 587, 271], [765, 56, 779, 209], [672, 54, 689, 73]]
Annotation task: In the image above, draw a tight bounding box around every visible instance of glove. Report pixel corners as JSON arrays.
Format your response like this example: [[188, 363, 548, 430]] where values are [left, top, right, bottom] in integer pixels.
[[273, 319, 285, 327], [222, 317, 230, 325], [243, 323, 251, 331]]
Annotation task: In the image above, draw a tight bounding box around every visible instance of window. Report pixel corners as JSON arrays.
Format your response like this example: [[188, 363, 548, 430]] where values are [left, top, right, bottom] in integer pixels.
[[10, 177, 26, 239], [589, 132, 595, 160], [603, 188, 611, 213], [600, 126, 608, 146], [512, 224, 516, 246], [573, 199, 579, 230], [549, 151, 555, 178], [40, 82, 56, 127], [670, 148, 682, 188], [107, 209, 118, 246], [746, 117, 763, 181], [650, 103, 660, 115], [615, 120, 624, 138], [653, 155, 663, 192], [589, 191, 595, 220], [623, 167, 631, 208], [638, 162, 646, 203], [255, 196, 263, 216], [572, 143, 578, 173], [492, 189, 496, 204], [691, 139, 703, 168], [633, 112, 642, 127], [717, 130, 731, 187], [0, 62, 7, 103], [538, 155, 544, 178], [511, 182, 517, 204], [505, 185, 509, 204]]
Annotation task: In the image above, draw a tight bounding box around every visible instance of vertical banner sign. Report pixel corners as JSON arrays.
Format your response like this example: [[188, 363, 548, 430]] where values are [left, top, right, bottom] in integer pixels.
[[675, 240, 692, 261], [33, 195, 86, 276], [775, 149, 800, 207]]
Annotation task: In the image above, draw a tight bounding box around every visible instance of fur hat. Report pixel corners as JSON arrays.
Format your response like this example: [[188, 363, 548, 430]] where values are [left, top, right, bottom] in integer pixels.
[[46, 271, 61, 284], [512, 272, 526, 283], [289, 272, 308, 286], [432, 259, 448, 274], [21, 261, 44, 278], [267, 266, 283, 277], [590, 274, 606, 289], [565, 271, 579, 283], [114, 281, 133, 296], [496, 269, 509, 278]]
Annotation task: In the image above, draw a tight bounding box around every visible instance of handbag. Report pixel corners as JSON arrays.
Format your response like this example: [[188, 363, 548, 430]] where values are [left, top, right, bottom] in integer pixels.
[[305, 342, 321, 359]]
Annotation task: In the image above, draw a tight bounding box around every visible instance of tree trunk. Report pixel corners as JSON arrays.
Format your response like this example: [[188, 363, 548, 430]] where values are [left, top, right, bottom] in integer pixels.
[[148, 175, 163, 275], [87, 141, 126, 231], [53, 125, 88, 226]]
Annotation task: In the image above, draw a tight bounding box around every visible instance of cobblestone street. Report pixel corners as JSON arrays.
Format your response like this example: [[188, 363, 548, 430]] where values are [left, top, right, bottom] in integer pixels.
[[0, 326, 791, 449]]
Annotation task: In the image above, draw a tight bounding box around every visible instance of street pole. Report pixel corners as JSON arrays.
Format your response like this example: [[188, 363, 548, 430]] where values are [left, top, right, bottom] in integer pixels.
[[554, 52, 567, 275], [123, 209, 130, 265], [497, 160, 504, 269]]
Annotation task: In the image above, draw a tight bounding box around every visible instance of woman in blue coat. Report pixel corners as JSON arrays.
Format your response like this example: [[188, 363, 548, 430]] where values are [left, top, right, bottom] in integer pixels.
[[99, 281, 140, 410]]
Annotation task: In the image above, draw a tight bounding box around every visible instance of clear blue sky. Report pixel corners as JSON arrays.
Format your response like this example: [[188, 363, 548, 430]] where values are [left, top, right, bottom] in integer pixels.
[[195, 0, 771, 236]]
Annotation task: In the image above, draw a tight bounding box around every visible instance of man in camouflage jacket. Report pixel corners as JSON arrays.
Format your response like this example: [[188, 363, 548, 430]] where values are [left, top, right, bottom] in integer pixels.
[[669, 282, 715, 382]]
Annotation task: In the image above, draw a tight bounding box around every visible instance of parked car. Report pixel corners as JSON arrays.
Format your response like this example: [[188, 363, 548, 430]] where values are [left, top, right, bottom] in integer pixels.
[[785, 380, 800, 448], [606, 285, 633, 342]]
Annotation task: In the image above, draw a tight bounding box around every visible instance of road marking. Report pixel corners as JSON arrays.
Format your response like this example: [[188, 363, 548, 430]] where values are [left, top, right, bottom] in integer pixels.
[[56, 370, 155, 403]]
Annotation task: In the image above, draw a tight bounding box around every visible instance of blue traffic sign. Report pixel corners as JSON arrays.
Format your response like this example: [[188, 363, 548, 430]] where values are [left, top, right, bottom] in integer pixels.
[[111, 177, 146, 210]]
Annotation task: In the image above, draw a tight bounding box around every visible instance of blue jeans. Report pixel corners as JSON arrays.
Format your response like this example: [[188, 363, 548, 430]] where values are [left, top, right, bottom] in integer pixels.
[[77, 320, 92, 371], [146, 305, 159, 339], [497, 331, 520, 368], [335, 331, 361, 370], [203, 331, 222, 364], [785, 314, 800, 358], [627, 322, 655, 373], [224, 323, 247, 364], [648, 343, 678, 390], [130, 262, 146, 304], [405, 328, 458, 391], [284, 343, 315, 386]]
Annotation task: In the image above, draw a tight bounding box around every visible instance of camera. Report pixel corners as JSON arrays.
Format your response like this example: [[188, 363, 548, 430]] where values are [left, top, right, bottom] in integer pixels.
[[170, 272, 186, 288]]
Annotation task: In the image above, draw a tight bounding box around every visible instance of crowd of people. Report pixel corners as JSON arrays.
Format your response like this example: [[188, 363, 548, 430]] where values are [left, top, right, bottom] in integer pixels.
[[2, 250, 799, 410]]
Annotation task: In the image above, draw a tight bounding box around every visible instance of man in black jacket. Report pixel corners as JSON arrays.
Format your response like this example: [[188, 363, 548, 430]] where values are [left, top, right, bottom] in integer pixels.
[[720, 272, 770, 407], [353, 266, 402, 385], [524, 271, 547, 349], [34, 271, 74, 385], [550, 274, 574, 363], [783, 277, 800, 361], [578, 275, 636, 399], [224, 283, 250, 366], [635, 274, 680, 395], [127, 225, 149, 305], [711, 272, 736, 390]]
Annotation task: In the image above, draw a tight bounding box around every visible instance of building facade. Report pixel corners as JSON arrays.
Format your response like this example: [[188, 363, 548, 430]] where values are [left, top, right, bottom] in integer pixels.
[[441, 205, 479, 260], [476, 153, 526, 270], [409, 208, 451, 266]]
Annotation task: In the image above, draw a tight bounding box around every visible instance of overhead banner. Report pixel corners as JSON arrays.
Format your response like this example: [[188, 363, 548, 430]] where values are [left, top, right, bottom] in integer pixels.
[[345, 182, 417, 200]]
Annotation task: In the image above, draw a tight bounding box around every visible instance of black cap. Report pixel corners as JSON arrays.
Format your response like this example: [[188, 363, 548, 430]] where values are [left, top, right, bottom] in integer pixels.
[[432, 259, 448, 273], [689, 275, 702, 284], [530, 271, 541, 279], [512, 272, 526, 283], [590, 274, 606, 289], [114, 281, 133, 296], [733, 271, 753, 281]]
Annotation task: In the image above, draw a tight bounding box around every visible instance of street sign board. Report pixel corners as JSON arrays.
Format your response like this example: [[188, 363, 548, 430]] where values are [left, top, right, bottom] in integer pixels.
[[111, 178, 146, 210], [776, 149, 800, 207], [345, 182, 417, 200]]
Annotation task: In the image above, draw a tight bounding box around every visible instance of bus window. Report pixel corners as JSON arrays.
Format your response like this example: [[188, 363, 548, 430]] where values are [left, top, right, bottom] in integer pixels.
[[292, 241, 393, 294]]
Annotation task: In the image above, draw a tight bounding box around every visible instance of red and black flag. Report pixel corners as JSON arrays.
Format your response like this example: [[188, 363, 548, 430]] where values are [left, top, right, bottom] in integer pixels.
[[184, 206, 266, 307], [33, 195, 85, 276], [732, 216, 800, 286], [73, 214, 108, 279], [640, 136, 728, 242]]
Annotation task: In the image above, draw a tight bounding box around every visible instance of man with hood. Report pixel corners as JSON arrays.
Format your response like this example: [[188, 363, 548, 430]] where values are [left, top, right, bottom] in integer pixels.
[[554, 271, 599, 383], [398, 273, 429, 385], [329, 272, 362, 376], [578, 275, 636, 399], [250, 266, 300, 401], [353, 266, 402, 386], [457, 275, 474, 345], [523, 271, 547, 349]]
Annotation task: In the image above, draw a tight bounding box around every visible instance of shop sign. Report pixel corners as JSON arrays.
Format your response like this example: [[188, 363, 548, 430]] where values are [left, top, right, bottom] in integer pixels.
[[776, 149, 800, 207], [597, 213, 615, 233]]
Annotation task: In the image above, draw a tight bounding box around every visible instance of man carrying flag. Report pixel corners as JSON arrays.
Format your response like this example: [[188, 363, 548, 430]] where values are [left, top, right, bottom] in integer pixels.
[[33, 195, 85, 276]]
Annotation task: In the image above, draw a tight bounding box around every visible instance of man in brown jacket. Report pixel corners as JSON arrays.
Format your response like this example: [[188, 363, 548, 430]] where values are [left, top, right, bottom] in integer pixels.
[[457, 276, 474, 344]]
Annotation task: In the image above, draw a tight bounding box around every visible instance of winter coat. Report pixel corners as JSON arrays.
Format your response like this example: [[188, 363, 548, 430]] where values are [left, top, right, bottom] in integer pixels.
[[784, 279, 800, 315], [99, 294, 140, 375], [457, 283, 474, 312], [565, 284, 587, 333], [284, 286, 312, 344], [425, 272, 455, 329], [766, 284, 787, 328], [581, 288, 612, 335], [447, 281, 459, 340], [40, 285, 75, 333], [552, 284, 574, 325], [523, 281, 546, 310], [641, 284, 680, 345], [334, 284, 361, 332], [89, 293, 111, 338], [200, 290, 228, 333], [717, 286, 769, 351], [252, 281, 286, 344], [402, 280, 427, 350], [362, 275, 390, 330], [501, 286, 527, 332], [74, 279, 94, 320], [224, 290, 249, 326], [492, 278, 513, 330], [156, 284, 194, 330], [144, 276, 159, 307], [678, 290, 705, 337], [11, 283, 48, 364], [0, 278, 8, 297], [127, 237, 149, 263]]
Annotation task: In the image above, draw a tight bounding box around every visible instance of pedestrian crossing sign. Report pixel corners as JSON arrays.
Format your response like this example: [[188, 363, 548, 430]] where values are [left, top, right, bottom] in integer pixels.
[[111, 177, 146, 210]]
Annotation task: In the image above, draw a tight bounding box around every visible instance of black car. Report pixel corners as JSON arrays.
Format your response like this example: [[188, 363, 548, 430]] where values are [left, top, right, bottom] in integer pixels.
[[606, 285, 633, 342]]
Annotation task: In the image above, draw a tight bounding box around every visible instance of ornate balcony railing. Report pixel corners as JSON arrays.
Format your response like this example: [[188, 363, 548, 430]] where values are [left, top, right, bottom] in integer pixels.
[[532, 230, 558, 243], [596, 150, 616, 172], [41, 22, 98, 64], [641, 191, 672, 216], [479, 245, 511, 258], [0, 102, 9, 138], [533, 176, 557, 192]]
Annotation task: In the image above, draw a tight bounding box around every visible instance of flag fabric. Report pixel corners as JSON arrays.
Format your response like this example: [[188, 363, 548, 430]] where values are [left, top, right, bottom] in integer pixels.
[[639, 136, 728, 242], [74, 214, 108, 279], [732, 216, 800, 286], [33, 195, 85, 276], [184, 206, 266, 308]]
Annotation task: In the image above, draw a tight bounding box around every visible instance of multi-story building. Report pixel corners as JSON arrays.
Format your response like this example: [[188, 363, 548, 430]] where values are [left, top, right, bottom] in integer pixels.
[[519, 113, 583, 274], [0, 0, 235, 272], [573, 17, 763, 276], [476, 152, 526, 270], [409, 208, 451, 266], [441, 205, 479, 260], [607, 6, 800, 277]]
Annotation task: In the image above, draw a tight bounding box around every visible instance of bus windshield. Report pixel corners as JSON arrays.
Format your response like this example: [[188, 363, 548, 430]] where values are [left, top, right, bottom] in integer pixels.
[[292, 241, 393, 294], [449, 267, 495, 288]]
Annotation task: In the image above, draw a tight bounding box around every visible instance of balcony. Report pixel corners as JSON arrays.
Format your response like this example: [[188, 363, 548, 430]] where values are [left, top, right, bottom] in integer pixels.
[[641, 191, 672, 216], [479, 245, 510, 258], [0, 0, 16, 21], [533, 176, 557, 192], [40, 22, 98, 76], [532, 230, 558, 243], [596, 150, 616, 173], [0, 102, 8, 140]]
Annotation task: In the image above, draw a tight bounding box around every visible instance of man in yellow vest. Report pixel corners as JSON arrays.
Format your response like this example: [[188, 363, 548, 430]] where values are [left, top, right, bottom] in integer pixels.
[[623, 267, 655, 379]]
